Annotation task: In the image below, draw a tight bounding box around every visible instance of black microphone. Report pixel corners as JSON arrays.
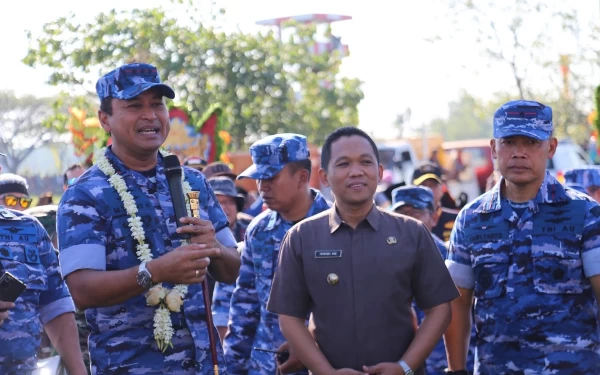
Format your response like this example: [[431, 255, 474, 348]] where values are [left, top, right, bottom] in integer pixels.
[[163, 155, 190, 239]]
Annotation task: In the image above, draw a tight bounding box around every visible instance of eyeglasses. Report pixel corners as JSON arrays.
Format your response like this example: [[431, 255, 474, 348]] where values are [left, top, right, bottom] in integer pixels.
[[2, 195, 33, 209], [67, 177, 78, 186]]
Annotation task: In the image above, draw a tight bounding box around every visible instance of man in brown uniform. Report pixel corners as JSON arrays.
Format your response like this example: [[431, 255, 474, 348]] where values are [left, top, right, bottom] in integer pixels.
[[267, 127, 459, 375]]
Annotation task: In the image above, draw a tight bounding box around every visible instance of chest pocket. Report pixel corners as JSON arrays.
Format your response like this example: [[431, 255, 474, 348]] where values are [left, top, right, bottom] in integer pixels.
[[472, 251, 509, 299], [465, 221, 510, 300], [0, 243, 48, 309], [530, 202, 587, 295]]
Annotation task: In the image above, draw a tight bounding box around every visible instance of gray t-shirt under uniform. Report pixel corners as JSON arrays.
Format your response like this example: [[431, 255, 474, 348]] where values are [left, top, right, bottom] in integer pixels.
[[267, 205, 460, 373]]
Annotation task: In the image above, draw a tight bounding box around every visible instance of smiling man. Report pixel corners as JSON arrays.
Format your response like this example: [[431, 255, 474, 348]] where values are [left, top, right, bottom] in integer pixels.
[[267, 127, 459, 375], [57, 63, 240, 375], [444, 100, 600, 375]]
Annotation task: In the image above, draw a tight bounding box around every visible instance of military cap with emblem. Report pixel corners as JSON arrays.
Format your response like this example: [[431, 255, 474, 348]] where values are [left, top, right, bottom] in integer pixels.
[[493, 100, 553, 140]]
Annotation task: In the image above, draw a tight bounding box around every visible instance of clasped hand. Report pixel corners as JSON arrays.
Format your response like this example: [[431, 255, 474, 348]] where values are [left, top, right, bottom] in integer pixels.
[[177, 217, 220, 250], [148, 217, 222, 285]]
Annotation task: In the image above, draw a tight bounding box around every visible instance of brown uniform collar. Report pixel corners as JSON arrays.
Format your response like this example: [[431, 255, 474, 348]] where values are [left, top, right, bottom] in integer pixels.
[[329, 203, 380, 233]]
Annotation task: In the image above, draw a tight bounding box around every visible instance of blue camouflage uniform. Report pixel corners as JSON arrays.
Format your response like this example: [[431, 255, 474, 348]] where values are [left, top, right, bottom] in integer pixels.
[[208, 176, 252, 331], [0, 206, 74, 374], [223, 134, 331, 375], [447, 100, 600, 374], [58, 148, 235, 375], [212, 242, 245, 331], [212, 223, 251, 331], [57, 63, 237, 375], [391, 186, 475, 375]]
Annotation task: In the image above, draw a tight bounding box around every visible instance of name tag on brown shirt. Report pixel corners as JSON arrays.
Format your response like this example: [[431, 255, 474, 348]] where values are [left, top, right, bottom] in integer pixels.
[[315, 250, 342, 258]]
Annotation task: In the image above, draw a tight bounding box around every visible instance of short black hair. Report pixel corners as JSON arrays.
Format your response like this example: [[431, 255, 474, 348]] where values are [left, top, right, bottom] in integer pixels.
[[63, 163, 84, 185], [287, 159, 312, 179], [100, 97, 113, 116], [321, 127, 379, 171]]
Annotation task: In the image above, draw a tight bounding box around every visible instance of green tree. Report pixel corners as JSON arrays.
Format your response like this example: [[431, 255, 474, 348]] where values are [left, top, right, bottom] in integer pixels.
[[427, 91, 514, 141], [23, 6, 363, 149], [432, 0, 595, 144], [0, 91, 59, 172]]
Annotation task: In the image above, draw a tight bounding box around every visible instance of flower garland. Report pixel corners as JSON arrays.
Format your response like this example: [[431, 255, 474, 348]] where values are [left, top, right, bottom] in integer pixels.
[[95, 148, 193, 352]]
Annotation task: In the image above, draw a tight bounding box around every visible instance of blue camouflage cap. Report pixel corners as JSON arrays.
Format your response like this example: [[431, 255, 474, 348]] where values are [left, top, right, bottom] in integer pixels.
[[493, 100, 553, 140], [237, 133, 310, 180], [391, 186, 435, 212], [564, 167, 600, 188], [96, 63, 175, 101]]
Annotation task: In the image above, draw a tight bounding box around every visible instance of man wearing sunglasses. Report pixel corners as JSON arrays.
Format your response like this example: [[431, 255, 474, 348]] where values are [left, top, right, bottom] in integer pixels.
[[0, 173, 33, 211], [0, 155, 86, 374]]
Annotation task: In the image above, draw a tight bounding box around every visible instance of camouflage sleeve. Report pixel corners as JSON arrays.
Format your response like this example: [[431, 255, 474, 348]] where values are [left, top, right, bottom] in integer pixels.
[[57, 185, 108, 278], [581, 201, 600, 277], [36, 221, 75, 325], [188, 169, 237, 248], [212, 282, 234, 328], [223, 234, 260, 373], [445, 209, 475, 289]]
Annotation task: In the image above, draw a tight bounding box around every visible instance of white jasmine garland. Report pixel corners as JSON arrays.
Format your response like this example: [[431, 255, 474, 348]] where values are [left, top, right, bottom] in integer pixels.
[[95, 148, 191, 352], [153, 305, 174, 352]]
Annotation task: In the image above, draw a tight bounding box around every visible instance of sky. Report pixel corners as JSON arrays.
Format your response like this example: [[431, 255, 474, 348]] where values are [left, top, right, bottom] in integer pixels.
[[2, 0, 600, 140]]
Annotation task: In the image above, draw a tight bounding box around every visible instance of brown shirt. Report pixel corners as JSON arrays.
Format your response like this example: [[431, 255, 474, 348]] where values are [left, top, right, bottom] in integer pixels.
[[267, 205, 459, 372]]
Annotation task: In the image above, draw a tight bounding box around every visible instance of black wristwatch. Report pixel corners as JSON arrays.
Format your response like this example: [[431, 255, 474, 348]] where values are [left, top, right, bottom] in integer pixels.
[[444, 370, 468, 375], [137, 261, 154, 290]]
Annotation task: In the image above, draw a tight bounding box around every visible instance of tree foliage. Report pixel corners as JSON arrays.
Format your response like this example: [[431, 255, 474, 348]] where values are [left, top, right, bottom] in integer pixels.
[[0, 91, 58, 172], [427, 0, 598, 145], [428, 91, 513, 141], [23, 6, 363, 149]]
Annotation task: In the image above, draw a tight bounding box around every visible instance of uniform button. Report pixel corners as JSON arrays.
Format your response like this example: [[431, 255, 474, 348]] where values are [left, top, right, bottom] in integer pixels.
[[327, 273, 339, 285]]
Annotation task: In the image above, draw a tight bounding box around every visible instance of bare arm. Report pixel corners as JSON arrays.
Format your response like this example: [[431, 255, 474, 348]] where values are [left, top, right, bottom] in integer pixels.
[[208, 241, 240, 284], [399, 302, 452, 370], [44, 312, 87, 375], [443, 287, 473, 371], [590, 275, 600, 321], [279, 315, 335, 375], [66, 244, 216, 310]]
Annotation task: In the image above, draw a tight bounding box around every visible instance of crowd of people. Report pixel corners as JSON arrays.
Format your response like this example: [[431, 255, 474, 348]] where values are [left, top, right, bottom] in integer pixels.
[[2, 62, 600, 375]]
